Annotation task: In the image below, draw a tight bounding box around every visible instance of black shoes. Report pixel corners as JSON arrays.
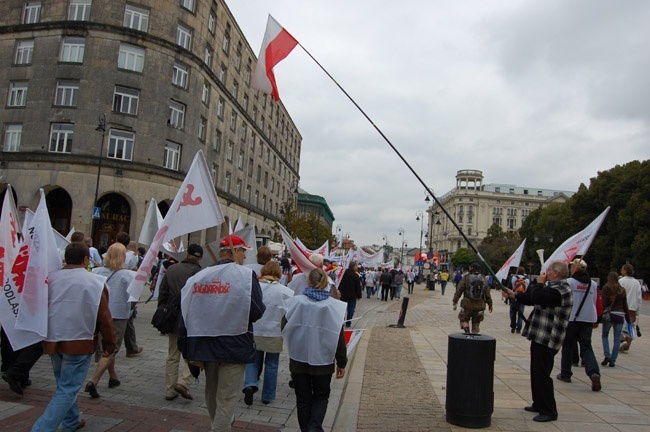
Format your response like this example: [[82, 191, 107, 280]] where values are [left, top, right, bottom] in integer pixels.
[[524, 406, 539, 413], [243, 387, 254, 406], [85, 381, 100, 398], [533, 414, 557, 422], [108, 378, 121, 388], [590, 374, 602, 392], [601, 357, 610, 366], [2, 373, 23, 395], [556, 374, 571, 383]]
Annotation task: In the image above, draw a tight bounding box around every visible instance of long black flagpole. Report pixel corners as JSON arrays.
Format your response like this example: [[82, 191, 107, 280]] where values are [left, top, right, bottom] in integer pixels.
[[297, 42, 505, 289]]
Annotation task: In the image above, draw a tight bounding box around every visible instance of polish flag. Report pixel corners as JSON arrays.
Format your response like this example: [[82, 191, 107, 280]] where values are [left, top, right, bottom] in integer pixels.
[[127, 150, 225, 301], [494, 239, 527, 283], [251, 15, 298, 101], [15, 189, 62, 339], [542, 207, 610, 272]]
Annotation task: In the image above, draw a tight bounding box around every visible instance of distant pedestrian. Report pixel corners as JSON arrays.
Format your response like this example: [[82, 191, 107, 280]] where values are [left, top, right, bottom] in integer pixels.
[[379, 268, 393, 301], [600, 272, 631, 368], [452, 263, 493, 334], [338, 262, 363, 327], [619, 264, 641, 352]]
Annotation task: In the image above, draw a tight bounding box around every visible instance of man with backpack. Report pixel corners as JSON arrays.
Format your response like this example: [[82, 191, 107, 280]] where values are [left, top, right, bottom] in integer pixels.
[[510, 267, 530, 333], [452, 263, 493, 333]]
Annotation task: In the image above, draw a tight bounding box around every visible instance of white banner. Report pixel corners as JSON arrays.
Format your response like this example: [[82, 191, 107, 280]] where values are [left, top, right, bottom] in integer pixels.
[[495, 239, 527, 283]]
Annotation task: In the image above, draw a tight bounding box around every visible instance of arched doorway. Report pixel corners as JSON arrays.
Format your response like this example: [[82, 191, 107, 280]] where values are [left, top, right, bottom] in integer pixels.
[[93, 193, 131, 252], [46, 188, 72, 235]]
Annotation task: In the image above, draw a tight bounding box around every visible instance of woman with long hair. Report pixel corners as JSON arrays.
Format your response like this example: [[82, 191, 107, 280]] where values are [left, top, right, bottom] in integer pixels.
[[600, 272, 631, 367]]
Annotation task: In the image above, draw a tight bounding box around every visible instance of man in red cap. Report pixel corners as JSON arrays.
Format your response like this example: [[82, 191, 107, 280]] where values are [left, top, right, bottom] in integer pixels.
[[178, 235, 265, 431]]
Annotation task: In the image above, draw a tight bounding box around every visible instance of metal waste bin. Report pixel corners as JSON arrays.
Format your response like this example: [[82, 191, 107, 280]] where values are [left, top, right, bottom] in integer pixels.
[[446, 333, 495, 428]]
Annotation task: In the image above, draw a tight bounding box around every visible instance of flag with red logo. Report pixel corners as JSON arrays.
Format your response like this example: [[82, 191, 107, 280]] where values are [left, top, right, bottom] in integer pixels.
[[251, 15, 299, 101], [14, 189, 61, 340], [495, 239, 527, 283], [277, 223, 316, 274], [542, 207, 610, 272], [127, 150, 224, 301]]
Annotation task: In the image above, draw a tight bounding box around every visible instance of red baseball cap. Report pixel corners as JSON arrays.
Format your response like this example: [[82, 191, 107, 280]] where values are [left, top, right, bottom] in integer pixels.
[[219, 235, 252, 250]]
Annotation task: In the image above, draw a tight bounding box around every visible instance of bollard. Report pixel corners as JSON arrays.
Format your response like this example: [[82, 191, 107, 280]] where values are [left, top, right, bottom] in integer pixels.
[[446, 333, 495, 428], [388, 297, 410, 328]]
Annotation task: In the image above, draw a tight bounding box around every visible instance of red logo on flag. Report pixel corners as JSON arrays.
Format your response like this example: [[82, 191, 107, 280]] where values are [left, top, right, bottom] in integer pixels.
[[178, 184, 202, 210]]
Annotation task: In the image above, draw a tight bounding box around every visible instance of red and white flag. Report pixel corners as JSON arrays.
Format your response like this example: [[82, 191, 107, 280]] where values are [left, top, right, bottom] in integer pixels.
[[277, 223, 316, 274], [542, 207, 610, 272], [138, 198, 163, 246], [127, 150, 225, 301], [251, 15, 298, 101], [495, 239, 527, 283], [15, 189, 61, 339]]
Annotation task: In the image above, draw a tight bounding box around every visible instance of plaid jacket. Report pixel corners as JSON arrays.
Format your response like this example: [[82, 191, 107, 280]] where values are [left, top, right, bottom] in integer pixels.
[[522, 279, 573, 351]]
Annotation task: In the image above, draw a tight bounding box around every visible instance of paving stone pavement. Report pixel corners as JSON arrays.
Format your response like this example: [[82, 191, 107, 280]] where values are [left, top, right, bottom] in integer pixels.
[[2, 282, 650, 431]]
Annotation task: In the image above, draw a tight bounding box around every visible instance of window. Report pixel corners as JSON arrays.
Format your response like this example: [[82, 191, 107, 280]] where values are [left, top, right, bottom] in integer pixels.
[[240, 123, 247, 142], [54, 80, 79, 107], [234, 42, 242, 71], [248, 158, 253, 177], [508, 218, 516, 230], [68, 0, 91, 21], [164, 141, 181, 170], [113, 86, 139, 115], [180, 0, 195, 12], [172, 62, 188, 88], [243, 94, 249, 112], [108, 129, 134, 160], [230, 112, 237, 131], [198, 116, 206, 141], [226, 141, 233, 161], [493, 217, 501, 226], [224, 172, 231, 192], [246, 185, 251, 201], [201, 81, 210, 105], [249, 134, 255, 152], [3, 125, 22, 152], [118, 44, 144, 72], [235, 179, 242, 198], [168, 100, 185, 129], [264, 171, 268, 188], [213, 129, 222, 152], [231, 80, 238, 99], [211, 164, 217, 186], [256, 165, 261, 182], [252, 107, 257, 123], [218, 63, 226, 83], [49, 124, 73, 153], [216, 97, 224, 118], [15, 40, 34, 65], [254, 190, 259, 206], [176, 24, 192, 50], [7, 82, 28, 107], [262, 195, 266, 211], [204, 46, 213, 67], [222, 23, 231, 54], [245, 59, 252, 85], [238, 150, 244, 169], [60, 37, 85, 63], [208, 11, 216, 34], [23, 1, 41, 24], [124, 4, 149, 32]]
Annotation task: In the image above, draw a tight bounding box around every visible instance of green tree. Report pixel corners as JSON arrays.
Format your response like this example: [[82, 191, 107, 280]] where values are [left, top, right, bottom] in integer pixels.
[[274, 200, 335, 250], [451, 247, 477, 270], [478, 223, 521, 273]]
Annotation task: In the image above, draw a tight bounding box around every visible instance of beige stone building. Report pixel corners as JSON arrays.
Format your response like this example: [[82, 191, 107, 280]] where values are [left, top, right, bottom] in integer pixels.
[[0, 0, 301, 250], [426, 170, 573, 265]]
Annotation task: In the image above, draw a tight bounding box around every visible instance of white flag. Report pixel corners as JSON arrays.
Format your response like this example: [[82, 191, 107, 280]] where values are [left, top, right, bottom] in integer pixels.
[[127, 150, 224, 301], [495, 239, 527, 283], [15, 189, 61, 339], [542, 207, 610, 272], [64, 226, 75, 242], [277, 223, 316, 274], [138, 198, 163, 246], [233, 217, 244, 233]]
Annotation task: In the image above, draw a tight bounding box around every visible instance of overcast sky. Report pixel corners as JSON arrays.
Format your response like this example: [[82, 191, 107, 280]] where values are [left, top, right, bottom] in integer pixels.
[[226, 0, 650, 249]]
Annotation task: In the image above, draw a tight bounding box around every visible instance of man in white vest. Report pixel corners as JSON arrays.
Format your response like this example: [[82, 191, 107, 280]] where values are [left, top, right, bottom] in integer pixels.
[[178, 235, 265, 432], [32, 242, 116, 431]]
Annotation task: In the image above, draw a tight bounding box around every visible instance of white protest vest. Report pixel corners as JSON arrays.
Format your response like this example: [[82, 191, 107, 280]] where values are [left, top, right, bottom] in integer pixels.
[[567, 278, 598, 322], [46, 268, 104, 342], [181, 262, 252, 337], [288, 273, 308, 296], [254, 281, 293, 337], [92, 268, 135, 319], [283, 295, 346, 366]]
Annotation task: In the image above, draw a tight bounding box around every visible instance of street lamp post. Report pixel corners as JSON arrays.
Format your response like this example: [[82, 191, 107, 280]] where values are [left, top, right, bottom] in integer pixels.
[[92, 113, 106, 240], [416, 211, 424, 260], [398, 228, 405, 266]]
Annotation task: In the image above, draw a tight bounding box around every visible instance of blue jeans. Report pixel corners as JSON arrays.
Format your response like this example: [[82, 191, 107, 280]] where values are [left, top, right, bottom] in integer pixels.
[[365, 286, 373, 298], [602, 320, 624, 365], [293, 373, 333, 432], [509, 301, 525, 332], [394, 285, 403, 299], [243, 350, 280, 402], [560, 321, 599, 378], [345, 301, 356, 327], [32, 353, 92, 432]]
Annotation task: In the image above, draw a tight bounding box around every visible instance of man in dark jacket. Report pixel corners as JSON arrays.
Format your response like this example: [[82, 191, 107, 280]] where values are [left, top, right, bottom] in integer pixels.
[[379, 268, 393, 301], [338, 262, 363, 327], [158, 243, 203, 401], [178, 235, 265, 431]]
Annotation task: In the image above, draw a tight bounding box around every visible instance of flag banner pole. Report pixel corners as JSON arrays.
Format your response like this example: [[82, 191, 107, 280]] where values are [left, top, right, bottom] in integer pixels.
[[297, 42, 503, 287]]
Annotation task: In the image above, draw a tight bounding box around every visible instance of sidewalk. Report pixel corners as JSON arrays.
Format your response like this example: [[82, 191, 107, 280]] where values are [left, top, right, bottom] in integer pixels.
[[2, 284, 649, 431]]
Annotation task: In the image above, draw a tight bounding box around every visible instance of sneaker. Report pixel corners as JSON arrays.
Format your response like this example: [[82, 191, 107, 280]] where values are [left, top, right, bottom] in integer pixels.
[[126, 346, 144, 358], [556, 374, 571, 383], [243, 387, 254, 406], [590, 374, 601, 392]]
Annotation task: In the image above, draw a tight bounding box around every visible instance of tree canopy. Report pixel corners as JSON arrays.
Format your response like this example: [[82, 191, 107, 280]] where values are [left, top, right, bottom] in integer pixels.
[[450, 247, 477, 270], [274, 200, 335, 250]]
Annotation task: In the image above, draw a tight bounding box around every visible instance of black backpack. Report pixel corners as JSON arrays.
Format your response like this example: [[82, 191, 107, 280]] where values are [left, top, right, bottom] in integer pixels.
[[465, 274, 485, 300]]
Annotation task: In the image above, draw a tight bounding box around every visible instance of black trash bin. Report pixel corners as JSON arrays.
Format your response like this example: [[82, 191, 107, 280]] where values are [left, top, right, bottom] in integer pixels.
[[446, 333, 496, 428]]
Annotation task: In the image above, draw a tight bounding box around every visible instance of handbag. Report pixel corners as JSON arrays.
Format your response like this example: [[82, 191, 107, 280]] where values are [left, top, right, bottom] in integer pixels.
[[601, 306, 611, 323], [151, 303, 179, 334], [627, 321, 636, 340]]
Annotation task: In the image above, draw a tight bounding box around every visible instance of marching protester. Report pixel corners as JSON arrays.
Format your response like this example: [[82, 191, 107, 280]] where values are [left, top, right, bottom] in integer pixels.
[[85, 243, 136, 398], [32, 242, 116, 431], [619, 264, 642, 352], [178, 235, 265, 431], [509, 267, 529, 334], [282, 268, 347, 432], [503, 260, 573, 423], [338, 262, 363, 327], [600, 272, 631, 367], [242, 261, 293, 406], [452, 263, 493, 334]]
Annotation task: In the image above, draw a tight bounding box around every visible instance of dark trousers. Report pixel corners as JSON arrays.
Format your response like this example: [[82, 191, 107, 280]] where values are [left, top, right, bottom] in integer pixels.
[[123, 305, 138, 354], [530, 342, 558, 417], [440, 281, 448, 295], [407, 281, 414, 294], [0, 328, 43, 384], [293, 373, 332, 432], [381, 285, 390, 301], [509, 301, 525, 331], [560, 321, 599, 378], [345, 301, 356, 328]]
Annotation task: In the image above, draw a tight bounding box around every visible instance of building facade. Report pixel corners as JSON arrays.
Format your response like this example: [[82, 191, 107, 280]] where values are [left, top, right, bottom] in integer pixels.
[[427, 170, 573, 266], [0, 0, 301, 250], [296, 187, 334, 227]]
